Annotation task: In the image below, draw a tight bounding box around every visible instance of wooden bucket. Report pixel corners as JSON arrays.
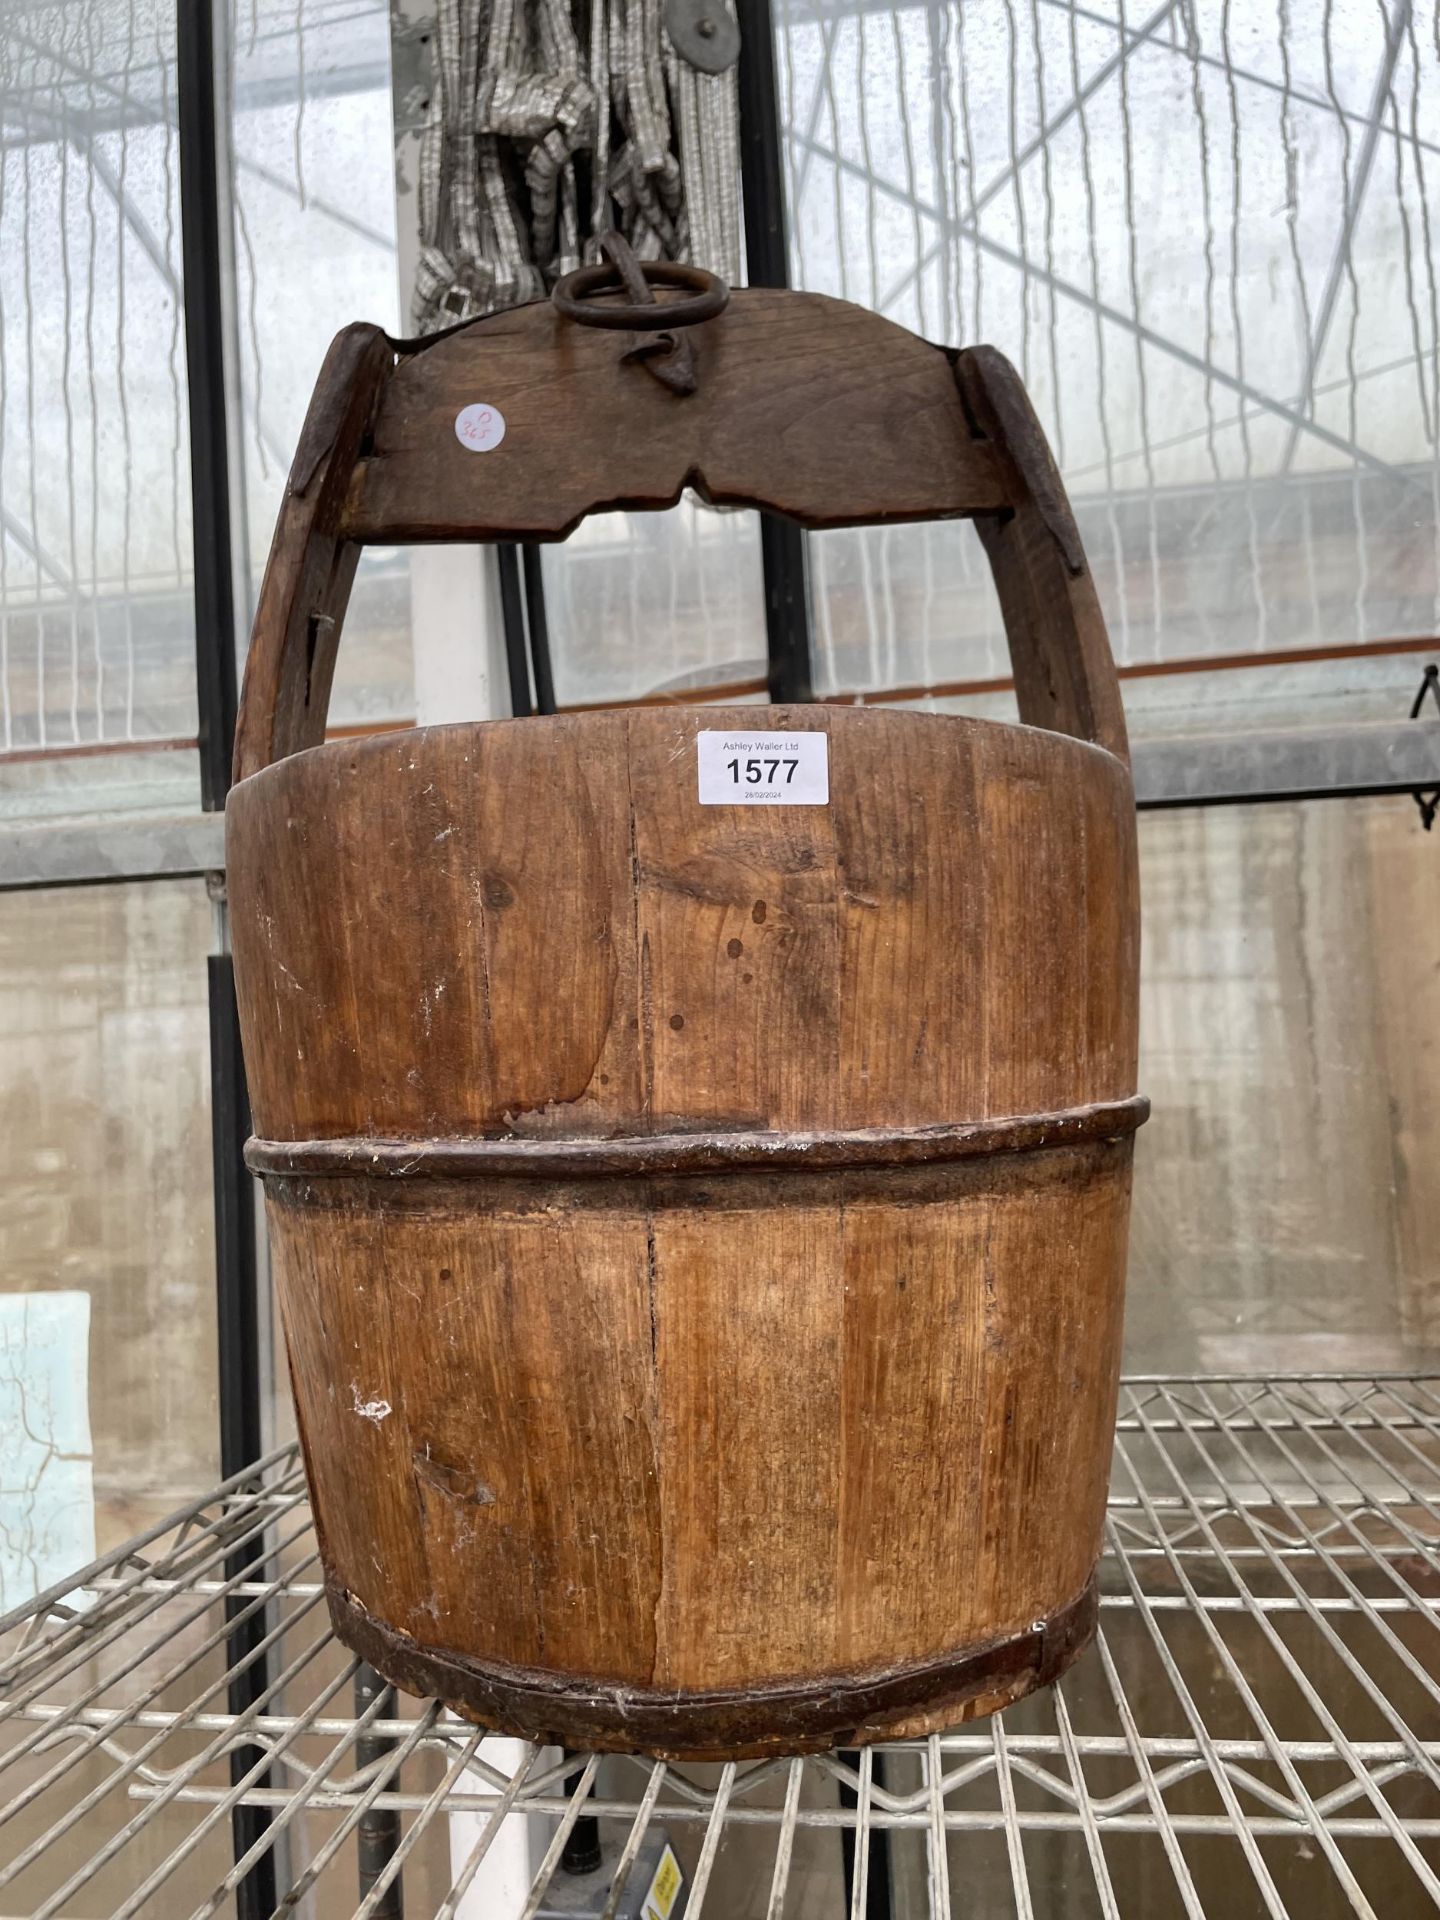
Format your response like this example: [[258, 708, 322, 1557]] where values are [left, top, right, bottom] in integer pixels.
[[227, 284, 1144, 1760]]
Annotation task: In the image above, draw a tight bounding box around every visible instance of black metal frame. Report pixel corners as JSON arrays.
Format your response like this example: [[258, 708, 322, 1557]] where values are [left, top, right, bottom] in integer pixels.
[[355, 1664, 405, 1918], [497, 543, 536, 716], [205, 956, 277, 1919], [497, 543, 561, 718], [179, 0, 239, 817], [736, 0, 815, 704], [179, 3, 276, 1912]]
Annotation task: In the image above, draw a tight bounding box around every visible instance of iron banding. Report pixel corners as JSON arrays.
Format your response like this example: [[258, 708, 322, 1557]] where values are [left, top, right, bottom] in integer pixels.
[[247, 1093, 1148, 1182], [326, 1575, 1100, 1761]]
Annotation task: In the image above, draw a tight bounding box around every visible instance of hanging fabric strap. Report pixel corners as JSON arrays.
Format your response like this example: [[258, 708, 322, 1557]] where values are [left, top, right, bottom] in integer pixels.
[[411, 0, 741, 335]]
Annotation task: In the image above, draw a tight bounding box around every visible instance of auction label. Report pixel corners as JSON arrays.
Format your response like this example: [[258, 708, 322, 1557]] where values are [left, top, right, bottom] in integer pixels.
[[696, 729, 829, 805], [453, 403, 506, 452]]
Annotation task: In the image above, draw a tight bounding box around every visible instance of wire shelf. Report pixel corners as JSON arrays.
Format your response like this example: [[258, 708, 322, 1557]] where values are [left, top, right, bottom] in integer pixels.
[[3, 1373, 1439, 1917]]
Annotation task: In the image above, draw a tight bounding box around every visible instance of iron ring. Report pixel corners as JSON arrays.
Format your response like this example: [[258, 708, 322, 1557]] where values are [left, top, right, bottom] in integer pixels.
[[552, 260, 730, 331]]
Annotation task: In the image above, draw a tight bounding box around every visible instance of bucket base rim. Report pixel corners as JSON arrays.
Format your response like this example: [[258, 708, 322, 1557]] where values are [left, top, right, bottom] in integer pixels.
[[325, 1575, 1098, 1760]]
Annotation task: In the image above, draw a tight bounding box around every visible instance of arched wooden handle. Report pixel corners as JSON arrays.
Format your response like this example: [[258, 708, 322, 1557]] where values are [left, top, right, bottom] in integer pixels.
[[957, 345, 1128, 767], [233, 294, 1126, 784], [234, 324, 394, 784]]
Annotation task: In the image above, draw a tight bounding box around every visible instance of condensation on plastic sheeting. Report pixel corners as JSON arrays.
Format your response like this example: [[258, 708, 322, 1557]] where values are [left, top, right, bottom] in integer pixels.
[[778, 0, 1440, 699], [0, 1292, 94, 1609]]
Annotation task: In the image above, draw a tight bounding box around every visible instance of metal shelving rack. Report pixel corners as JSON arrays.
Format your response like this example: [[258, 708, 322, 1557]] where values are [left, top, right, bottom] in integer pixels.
[[3, 1372, 1439, 1918]]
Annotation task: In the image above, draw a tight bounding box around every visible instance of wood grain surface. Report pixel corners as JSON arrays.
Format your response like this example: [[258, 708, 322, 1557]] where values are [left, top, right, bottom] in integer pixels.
[[229, 705, 1141, 1754], [229, 708, 1136, 1140], [267, 1139, 1133, 1756], [233, 294, 1126, 780], [342, 291, 1010, 543], [234, 323, 391, 782], [227, 285, 1142, 1756]]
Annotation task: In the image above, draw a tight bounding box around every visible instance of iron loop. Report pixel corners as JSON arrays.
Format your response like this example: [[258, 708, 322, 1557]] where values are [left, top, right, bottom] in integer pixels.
[[552, 257, 729, 331]]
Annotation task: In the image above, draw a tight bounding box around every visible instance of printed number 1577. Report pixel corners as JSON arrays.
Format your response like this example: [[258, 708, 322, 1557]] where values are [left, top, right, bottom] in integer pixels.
[[727, 757, 799, 785]]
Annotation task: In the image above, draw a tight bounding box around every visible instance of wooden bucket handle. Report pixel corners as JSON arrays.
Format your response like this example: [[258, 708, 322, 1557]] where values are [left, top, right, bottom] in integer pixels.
[[233, 289, 1127, 784]]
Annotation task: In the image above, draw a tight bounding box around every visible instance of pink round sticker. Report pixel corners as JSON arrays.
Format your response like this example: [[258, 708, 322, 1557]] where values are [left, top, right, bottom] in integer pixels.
[[454, 403, 506, 453]]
